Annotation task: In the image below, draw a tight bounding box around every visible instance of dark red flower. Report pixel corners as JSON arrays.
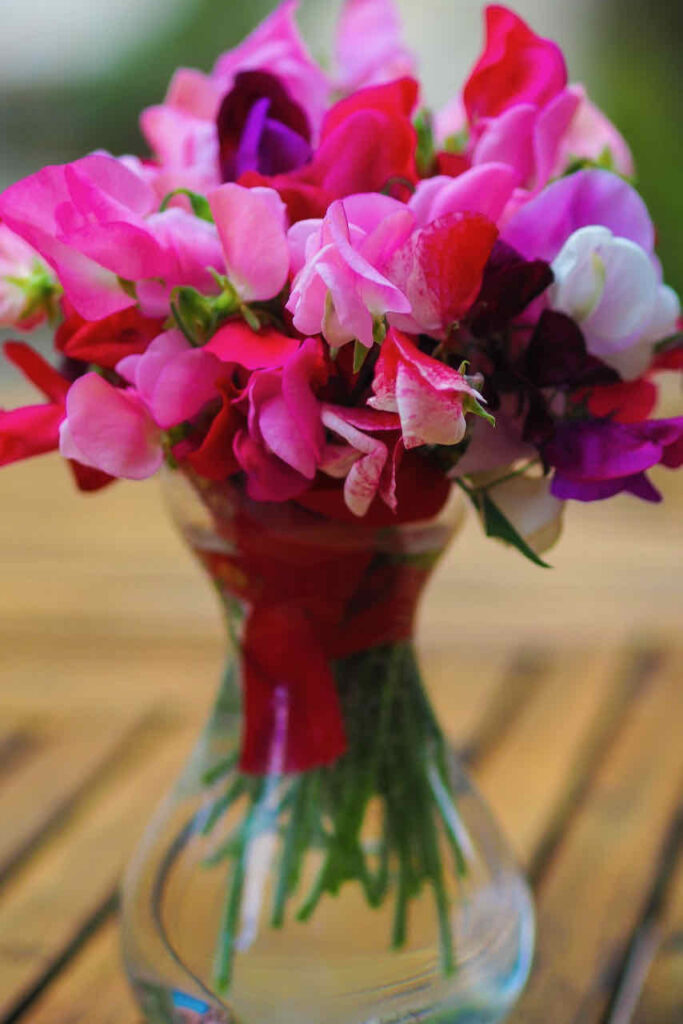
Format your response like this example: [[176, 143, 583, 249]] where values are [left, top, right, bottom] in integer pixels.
[[56, 306, 165, 370]]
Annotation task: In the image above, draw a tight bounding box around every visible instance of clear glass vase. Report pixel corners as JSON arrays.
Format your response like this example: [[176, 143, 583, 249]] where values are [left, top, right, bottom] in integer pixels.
[[121, 468, 535, 1024]]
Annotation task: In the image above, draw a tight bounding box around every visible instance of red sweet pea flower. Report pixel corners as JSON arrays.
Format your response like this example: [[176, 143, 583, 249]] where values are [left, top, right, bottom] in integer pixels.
[[464, 5, 567, 122], [0, 341, 113, 490], [56, 304, 165, 370], [388, 212, 499, 337], [577, 379, 659, 425]]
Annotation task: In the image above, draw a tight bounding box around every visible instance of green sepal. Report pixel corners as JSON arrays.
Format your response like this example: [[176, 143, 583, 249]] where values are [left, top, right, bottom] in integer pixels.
[[442, 128, 469, 155], [353, 340, 370, 373], [373, 317, 388, 347], [458, 482, 551, 568], [160, 188, 214, 222], [464, 394, 495, 428], [241, 304, 261, 332], [414, 108, 436, 177]]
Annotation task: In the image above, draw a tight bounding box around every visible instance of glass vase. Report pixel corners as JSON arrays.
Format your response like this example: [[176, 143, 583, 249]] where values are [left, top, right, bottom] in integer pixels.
[[121, 468, 535, 1024]]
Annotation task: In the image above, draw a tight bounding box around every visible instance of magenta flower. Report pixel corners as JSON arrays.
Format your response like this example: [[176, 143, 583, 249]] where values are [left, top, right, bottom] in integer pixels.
[[209, 183, 290, 302], [502, 168, 655, 263], [59, 374, 164, 481], [287, 198, 413, 349], [408, 164, 519, 227], [234, 337, 327, 501], [369, 328, 482, 449], [546, 418, 683, 503], [0, 154, 224, 319], [117, 330, 222, 430]]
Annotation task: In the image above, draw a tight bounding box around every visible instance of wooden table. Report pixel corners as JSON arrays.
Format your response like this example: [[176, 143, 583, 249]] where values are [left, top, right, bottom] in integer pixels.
[[0, 443, 681, 1023]]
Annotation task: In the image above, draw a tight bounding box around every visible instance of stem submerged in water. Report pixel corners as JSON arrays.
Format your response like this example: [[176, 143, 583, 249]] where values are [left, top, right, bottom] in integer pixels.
[[203, 643, 463, 994]]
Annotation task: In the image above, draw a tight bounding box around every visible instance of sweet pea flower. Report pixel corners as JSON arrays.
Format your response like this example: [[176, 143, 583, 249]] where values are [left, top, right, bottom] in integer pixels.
[[59, 330, 225, 479], [462, 6, 580, 192], [553, 86, 634, 179], [386, 212, 499, 338], [0, 342, 69, 466], [209, 183, 290, 303], [0, 226, 58, 329], [0, 154, 224, 320], [369, 328, 482, 448], [234, 337, 327, 501], [549, 226, 680, 380], [287, 198, 413, 349], [408, 164, 520, 228], [470, 472, 565, 557], [59, 374, 164, 480], [117, 330, 223, 429], [141, 0, 328, 191], [321, 406, 401, 516], [334, 0, 417, 94], [502, 168, 655, 263], [545, 418, 683, 503]]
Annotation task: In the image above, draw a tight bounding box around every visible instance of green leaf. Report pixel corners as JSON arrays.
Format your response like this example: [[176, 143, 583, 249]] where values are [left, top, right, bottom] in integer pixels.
[[458, 483, 551, 568], [160, 188, 214, 222]]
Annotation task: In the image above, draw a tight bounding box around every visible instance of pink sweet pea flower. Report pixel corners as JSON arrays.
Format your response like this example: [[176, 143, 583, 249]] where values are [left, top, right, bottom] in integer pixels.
[[141, 2, 328, 192], [408, 164, 519, 227], [287, 198, 413, 349], [553, 86, 635, 179], [0, 154, 224, 320], [461, 7, 580, 192], [213, 0, 329, 139], [117, 330, 223, 429], [368, 328, 482, 448], [334, 0, 417, 94], [234, 337, 327, 501], [59, 373, 164, 480], [321, 406, 400, 516], [209, 183, 290, 302]]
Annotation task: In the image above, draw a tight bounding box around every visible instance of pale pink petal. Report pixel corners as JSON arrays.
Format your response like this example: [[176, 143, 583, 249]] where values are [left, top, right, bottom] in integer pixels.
[[395, 361, 467, 448], [335, 0, 416, 93], [554, 86, 635, 179], [165, 68, 222, 118], [209, 184, 290, 302], [60, 374, 162, 480], [532, 88, 582, 189], [322, 405, 390, 516]]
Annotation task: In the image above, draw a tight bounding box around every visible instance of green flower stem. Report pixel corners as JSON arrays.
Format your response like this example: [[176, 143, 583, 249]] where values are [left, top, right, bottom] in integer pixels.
[[205, 642, 465, 992]]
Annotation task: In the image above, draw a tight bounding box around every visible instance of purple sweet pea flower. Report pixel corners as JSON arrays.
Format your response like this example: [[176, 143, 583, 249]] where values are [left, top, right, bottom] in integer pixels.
[[217, 70, 313, 181], [545, 418, 683, 503]]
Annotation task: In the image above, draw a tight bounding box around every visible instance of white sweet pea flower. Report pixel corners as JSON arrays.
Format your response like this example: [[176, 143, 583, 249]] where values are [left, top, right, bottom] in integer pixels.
[[549, 226, 680, 380]]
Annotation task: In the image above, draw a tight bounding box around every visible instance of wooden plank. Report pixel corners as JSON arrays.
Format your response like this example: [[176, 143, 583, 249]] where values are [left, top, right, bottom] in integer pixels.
[[0, 717, 194, 1021], [475, 647, 642, 870], [508, 650, 683, 1024], [627, 837, 683, 1024], [0, 710, 150, 883], [21, 646, 635, 1022], [21, 919, 138, 1024]]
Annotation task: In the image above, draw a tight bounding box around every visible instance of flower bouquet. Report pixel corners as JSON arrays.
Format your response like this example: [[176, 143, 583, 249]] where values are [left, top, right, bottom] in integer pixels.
[[1, 2, 681, 1022]]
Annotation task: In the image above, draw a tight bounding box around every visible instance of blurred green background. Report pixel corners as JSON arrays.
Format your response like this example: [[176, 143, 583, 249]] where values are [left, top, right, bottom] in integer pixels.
[[0, 0, 680, 293]]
